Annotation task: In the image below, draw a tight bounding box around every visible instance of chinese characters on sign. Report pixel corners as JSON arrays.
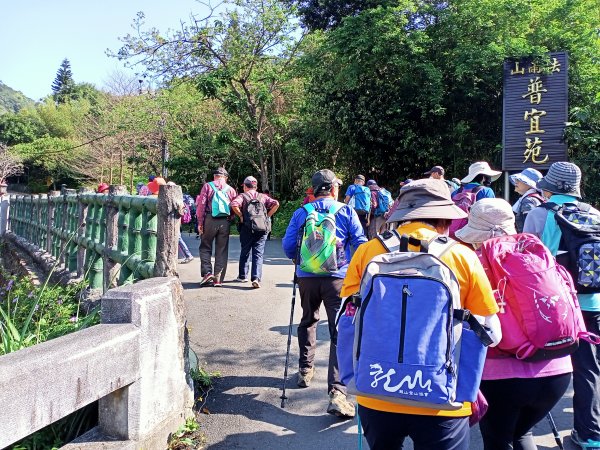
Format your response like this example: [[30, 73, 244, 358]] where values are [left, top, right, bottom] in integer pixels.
[[502, 53, 568, 171]]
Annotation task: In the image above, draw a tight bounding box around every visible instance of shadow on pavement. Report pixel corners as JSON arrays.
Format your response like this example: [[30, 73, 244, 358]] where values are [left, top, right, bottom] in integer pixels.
[[269, 321, 333, 341], [202, 375, 356, 450]]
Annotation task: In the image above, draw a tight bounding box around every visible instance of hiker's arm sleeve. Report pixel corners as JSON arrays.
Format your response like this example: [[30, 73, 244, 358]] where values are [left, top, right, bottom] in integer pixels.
[[341, 245, 366, 297], [282, 210, 301, 260], [229, 194, 244, 209], [522, 207, 545, 238], [461, 252, 499, 316], [196, 184, 210, 225]]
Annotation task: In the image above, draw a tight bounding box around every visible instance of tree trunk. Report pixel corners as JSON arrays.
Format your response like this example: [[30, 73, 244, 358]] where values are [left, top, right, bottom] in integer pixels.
[[255, 134, 269, 192]]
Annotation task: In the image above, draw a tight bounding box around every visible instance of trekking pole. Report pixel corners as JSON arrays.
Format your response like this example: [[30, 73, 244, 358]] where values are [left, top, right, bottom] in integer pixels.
[[281, 229, 303, 408], [546, 413, 564, 450], [280, 271, 298, 408]]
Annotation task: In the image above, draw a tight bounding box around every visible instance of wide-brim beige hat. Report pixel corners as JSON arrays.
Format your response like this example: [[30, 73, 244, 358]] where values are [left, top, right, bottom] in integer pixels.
[[461, 161, 502, 184], [455, 198, 516, 244], [386, 179, 467, 223]]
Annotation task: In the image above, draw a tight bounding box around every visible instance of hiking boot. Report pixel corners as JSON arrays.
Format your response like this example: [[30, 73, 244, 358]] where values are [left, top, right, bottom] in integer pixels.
[[297, 367, 315, 387], [234, 277, 249, 283], [571, 430, 600, 449], [252, 279, 261, 288], [327, 390, 355, 419], [200, 273, 214, 286]]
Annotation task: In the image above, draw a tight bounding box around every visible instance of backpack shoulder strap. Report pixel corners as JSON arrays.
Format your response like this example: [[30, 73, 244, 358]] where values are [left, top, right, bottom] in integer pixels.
[[328, 201, 345, 215], [541, 201, 561, 213], [208, 181, 216, 191], [471, 185, 485, 195], [427, 235, 458, 259], [377, 229, 401, 252], [303, 203, 316, 214]]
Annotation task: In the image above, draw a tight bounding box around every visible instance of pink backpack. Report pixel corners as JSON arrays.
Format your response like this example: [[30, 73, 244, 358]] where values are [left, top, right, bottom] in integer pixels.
[[479, 233, 599, 361], [449, 186, 483, 239]]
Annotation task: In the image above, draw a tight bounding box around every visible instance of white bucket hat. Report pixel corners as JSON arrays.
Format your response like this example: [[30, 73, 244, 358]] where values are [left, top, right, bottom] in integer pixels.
[[455, 198, 516, 244], [509, 168, 543, 189], [461, 162, 502, 184]]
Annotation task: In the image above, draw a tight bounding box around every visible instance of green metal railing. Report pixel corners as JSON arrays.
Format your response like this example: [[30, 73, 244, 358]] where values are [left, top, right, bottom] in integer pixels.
[[7, 185, 181, 290]]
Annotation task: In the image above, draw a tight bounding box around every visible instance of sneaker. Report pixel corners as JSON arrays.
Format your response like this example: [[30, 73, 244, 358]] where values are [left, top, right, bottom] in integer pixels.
[[297, 367, 315, 387], [200, 273, 214, 286], [213, 281, 223, 287], [234, 277, 249, 283], [180, 256, 194, 264], [571, 430, 600, 449], [327, 390, 355, 419], [252, 279, 261, 288]]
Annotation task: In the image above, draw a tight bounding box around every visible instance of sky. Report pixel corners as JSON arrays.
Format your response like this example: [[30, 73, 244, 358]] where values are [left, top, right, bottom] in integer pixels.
[[0, 0, 209, 101]]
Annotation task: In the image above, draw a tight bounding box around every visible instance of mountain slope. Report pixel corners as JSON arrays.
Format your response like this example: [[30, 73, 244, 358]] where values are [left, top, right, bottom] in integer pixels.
[[0, 81, 34, 114]]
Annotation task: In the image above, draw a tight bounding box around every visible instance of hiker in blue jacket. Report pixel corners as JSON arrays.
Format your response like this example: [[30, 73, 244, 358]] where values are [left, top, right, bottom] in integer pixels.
[[282, 169, 367, 418], [344, 174, 371, 238]]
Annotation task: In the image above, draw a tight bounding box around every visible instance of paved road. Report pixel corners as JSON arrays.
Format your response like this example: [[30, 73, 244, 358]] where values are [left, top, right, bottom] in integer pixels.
[[179, 232, 578, 450]]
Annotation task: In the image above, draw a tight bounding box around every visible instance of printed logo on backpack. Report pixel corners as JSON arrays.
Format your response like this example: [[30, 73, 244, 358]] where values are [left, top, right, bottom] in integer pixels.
[[479, 233, 600, 361], [299, 202, 345, 274], [338, 230, 493, 409], [209, 182, 231, 218], [543, 202, 600, 294]]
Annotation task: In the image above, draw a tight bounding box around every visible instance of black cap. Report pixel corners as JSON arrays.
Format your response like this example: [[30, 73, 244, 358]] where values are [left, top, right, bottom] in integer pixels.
[[423, 166, 445, 176], [311, 169, 343, 195], [213, 167, 229, 177]]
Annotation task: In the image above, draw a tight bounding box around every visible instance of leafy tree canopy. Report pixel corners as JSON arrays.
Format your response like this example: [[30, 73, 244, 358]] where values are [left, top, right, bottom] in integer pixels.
[[51, 58, 76, 104], [301, 0, 599, 188]]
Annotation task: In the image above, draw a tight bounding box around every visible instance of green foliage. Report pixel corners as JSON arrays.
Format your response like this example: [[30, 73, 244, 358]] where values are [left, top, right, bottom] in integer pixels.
[[0, 81, 34, 114], [167, 417, 205, 450], [190, 366, 222, 390], [51, 58, 76, 104], [0, 110, 48, 146], [112, 0, 307, 192], [0, 274, 99, 356], [288, 0, 395, 30], [301, 0, 600, 186], [271, 198, 304, 237]]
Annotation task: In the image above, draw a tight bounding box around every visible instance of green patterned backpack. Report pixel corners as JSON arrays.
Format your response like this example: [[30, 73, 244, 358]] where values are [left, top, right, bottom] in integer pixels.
[[299, 202, 344, 274]]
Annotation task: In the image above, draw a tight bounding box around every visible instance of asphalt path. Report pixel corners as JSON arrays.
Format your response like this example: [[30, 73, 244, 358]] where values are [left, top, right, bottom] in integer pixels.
[[179, 232, 579, 450]]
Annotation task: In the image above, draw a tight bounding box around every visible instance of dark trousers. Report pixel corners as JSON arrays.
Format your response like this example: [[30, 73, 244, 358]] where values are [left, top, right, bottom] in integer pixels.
[[199, 215, 230, 282], [297, 276, 344, 394], [238, 225, 267, 281], [479, 373, 571, 450], [358, 405, 470, 450], [357, 212, 369, 239], [572, 311, 600, 441]]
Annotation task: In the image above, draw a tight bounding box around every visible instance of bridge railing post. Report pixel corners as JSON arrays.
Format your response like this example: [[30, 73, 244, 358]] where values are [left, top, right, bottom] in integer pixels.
[[154, 184, 183, 278], [103, 185, 127, 292]]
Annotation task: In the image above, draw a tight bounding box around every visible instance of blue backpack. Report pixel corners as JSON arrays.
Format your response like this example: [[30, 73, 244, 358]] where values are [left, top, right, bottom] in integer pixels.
[[336, 230, 493, 408], [208, 182, 231, 218], [374, 188, 393, 217], [348, 185, 371, 215]]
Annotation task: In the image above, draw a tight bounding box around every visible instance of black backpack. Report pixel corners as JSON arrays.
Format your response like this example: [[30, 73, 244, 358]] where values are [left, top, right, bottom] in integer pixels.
[[543, 202, 600, 294], [242, 193, 271, 234]]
